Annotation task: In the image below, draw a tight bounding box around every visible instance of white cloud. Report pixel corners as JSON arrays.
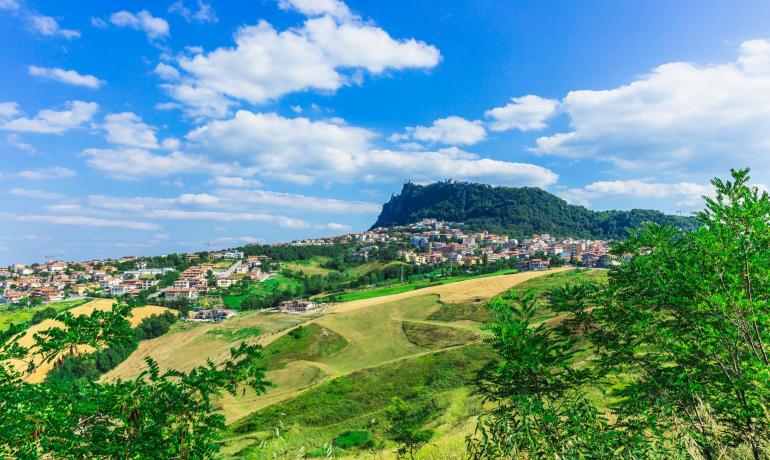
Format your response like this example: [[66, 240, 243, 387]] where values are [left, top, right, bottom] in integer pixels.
[[161, 137, 181, 150], [320, 222, 350, 232], [485, 95, 559, 132], [91, 17, 108, 28], [278, 0, 352, 20], [17, 167, 75, 180], [533, 39, 770, 177], [144, 209, 309, 229], [0, 212, 158, 230], [214, 236, 264, 244], [28, 66, 103, 89], [392, 116, 486, 146], [30, 15, 80, 38], [110, 10, 169, 40], [5, 134, 36, 153], [1, 101, 98, 134], [177, 192, 219, 206], [208, 176, 262, 188], [0, 102, 20, 119], [561, 180, 712, 209], [102, 112, 159, 148], [169, 0, 217, 23], [161, 82, 234, 118], [166, 6, 439, 115], [81, 148, 243, 179], [154, 62, 180, 81], [8, 187, 65, 200], [188, 110, 557, 187], [213, 188, 380, 214], [0, 0, 19, 11]]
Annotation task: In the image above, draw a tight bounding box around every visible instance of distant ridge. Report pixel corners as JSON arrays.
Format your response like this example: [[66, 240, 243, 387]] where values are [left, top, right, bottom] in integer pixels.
[[371, 181, 699, 239]]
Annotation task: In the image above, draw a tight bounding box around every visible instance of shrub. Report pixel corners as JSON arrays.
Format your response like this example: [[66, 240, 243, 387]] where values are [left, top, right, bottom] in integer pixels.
[[333, 430, 374, 449]]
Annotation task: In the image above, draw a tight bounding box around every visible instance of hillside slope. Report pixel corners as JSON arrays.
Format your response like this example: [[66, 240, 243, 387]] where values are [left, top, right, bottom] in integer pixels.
[[371, 181, 699, 239]]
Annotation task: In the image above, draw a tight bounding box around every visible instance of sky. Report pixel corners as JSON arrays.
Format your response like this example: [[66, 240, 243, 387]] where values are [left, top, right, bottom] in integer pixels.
[[3, 0, 770, 264]]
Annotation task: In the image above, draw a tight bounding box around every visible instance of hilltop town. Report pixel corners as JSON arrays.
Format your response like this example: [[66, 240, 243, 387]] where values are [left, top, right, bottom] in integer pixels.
[[0, 219, 617, 309]]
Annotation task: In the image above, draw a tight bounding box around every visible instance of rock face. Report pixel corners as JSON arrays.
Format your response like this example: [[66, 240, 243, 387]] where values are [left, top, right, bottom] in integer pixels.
[[371, 180, 699, 239]]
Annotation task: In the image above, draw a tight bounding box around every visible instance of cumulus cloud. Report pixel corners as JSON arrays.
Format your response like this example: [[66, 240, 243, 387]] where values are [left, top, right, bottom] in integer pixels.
[[154, 63, 180, 81], [169, 0, 217, 23], [1, 101, 98, 134], [30, 15, 80, 38], [391, 116, 486, 146], [110, 10, 169, 40], [164, 2, 439, 115], [533, 39, 770, 177], [485, 95, 559, 132], [188, 110, 557, 187], [28, 66, 103, 89], [0, 102, 20, 119], [102, 112, 159, 149], [278, 0, 352, 20], [561, 180, 713, 209]]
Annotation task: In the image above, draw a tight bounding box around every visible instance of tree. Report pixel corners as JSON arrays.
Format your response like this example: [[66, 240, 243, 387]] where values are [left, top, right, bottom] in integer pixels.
[[471, 168, 770, 459], [592, 168, 770, 459], [384, 397, 433, 459], [0, 301, 269, 458], [466, 290, 647, 459]]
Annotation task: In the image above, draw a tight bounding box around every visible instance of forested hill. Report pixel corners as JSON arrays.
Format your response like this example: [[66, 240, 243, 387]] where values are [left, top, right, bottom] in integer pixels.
[[370, 181, 699, 239]]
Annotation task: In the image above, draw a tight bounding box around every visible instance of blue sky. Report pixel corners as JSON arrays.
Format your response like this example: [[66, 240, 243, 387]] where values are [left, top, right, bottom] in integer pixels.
[[3, 0, 770, 264]]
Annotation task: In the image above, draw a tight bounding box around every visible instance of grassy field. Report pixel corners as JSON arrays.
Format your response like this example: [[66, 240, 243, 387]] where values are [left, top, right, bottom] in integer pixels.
[[222, 273, 303, 309], [331, 268, 520, 302], [281, 256, 335, 276], [0, 298, 90, 331], [94, 268, 600, 458]]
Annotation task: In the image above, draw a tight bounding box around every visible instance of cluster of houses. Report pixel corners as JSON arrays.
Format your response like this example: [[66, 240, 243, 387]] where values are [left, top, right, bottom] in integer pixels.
[[164, 254, 270, 302], [399, 229, 617, 270], [0, 251, 272, 306], [0, 258, 171, 305], [1, 219, 622, 309], [285, 219, 619, 271]]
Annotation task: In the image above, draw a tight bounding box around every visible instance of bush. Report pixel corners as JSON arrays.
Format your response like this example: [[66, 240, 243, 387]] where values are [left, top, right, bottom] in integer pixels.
[[333, 430, 374, 449]]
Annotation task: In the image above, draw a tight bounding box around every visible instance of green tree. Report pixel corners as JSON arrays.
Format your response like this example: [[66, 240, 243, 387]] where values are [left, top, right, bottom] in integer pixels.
[[0, 301, 269, 458], [385, 397, 433, 459], [466, 290, 646, 459]]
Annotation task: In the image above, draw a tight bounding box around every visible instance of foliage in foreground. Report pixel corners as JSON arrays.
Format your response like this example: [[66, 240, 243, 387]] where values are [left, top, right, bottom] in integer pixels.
[[468, 168, 770, 459], [0, 302, 268, 459]]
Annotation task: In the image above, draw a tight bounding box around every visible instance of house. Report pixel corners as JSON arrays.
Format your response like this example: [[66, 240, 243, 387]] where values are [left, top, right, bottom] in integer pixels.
[[141, 278, 160, 290], [3, 292, 28, 304], [527, 259, 549, 271], [164, 288, 199, 301], [216, 277, 238, 288], [31, 288, 65, 302], [278, 300, 320, 314], [190, 308, 237, 322]]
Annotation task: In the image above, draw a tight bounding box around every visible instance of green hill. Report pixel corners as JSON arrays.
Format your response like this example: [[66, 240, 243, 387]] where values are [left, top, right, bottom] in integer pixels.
[[371, 181, 699, 239]]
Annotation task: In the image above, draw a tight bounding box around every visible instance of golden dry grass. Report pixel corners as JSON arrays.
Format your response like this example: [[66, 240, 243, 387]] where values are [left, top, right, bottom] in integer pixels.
[[9, 299, 173, 383], [328, 267, 571, 314], [104, 269, 567, 428]]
